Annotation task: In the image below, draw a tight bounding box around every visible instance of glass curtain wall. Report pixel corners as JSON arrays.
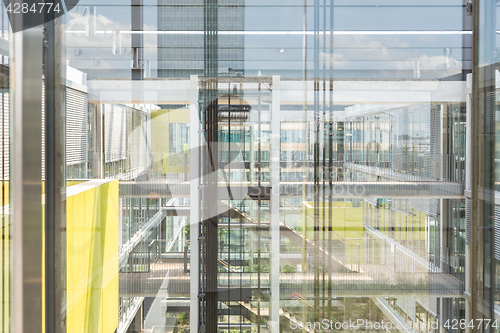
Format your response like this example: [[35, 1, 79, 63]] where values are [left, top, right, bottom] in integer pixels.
[[5, 0, 500, 333]]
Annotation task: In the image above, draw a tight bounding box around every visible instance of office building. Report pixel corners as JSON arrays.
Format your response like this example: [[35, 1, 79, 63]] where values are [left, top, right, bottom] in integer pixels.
[[1, 1, 498, 333]]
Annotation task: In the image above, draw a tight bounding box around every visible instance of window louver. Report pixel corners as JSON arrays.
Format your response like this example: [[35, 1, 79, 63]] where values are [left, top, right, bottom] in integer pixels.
[[66, 88, 88, 165], [465, 198, 471, 246], [495, 206, 500, 260]]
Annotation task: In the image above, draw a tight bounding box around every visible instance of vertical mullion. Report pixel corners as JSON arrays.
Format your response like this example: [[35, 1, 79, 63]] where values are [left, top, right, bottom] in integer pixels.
[[11, 24, 44, 333], [44, 9, 66, 333]]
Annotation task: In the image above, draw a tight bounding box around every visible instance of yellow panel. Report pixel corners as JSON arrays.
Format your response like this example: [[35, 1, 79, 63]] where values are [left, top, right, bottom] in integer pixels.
[[0, 188, 5, 333], [2, 181, 8, 205], [344, 207, 363, 239], [332, 207, 346, 239], [383, 208, 390, 236], [303, 201, 352, 208], [100, 181, 119, 333], [0, 180, 6, 332], [151, 109, 191, 175], [42, 205, 45, 332], [4, 179, 9, 333], [302, 201, 364, 265], [67, 180, 87, 187], [397, 212, 405, 241], [66, 180, 119, 333], [0, 181, 8, 333]]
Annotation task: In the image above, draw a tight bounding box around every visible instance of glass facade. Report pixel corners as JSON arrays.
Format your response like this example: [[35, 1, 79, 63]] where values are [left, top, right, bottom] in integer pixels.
[[3, 0, 500, 332]]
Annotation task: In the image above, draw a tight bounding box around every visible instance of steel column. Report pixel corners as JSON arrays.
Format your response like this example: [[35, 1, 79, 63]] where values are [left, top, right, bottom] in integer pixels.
[[11, 25, 44, 333], [189, 75, 200, 333], [201, 1, 219, 331], [44, 13, 66, 333], [470, 0, 482, 330], [269, 75, 281, 332]]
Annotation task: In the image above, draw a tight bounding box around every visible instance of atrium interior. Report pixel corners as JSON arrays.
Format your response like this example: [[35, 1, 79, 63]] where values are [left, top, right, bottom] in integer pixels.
[[1, 1, 499, 333]]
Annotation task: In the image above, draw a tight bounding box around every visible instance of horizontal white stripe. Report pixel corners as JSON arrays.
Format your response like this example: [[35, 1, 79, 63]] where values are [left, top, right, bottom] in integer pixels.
[[66, 30, 474, 35]]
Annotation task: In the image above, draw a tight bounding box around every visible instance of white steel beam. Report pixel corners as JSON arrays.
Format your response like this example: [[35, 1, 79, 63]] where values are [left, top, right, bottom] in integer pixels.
[[189, 75, 200, 333], [269, 75, 281, 332]]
